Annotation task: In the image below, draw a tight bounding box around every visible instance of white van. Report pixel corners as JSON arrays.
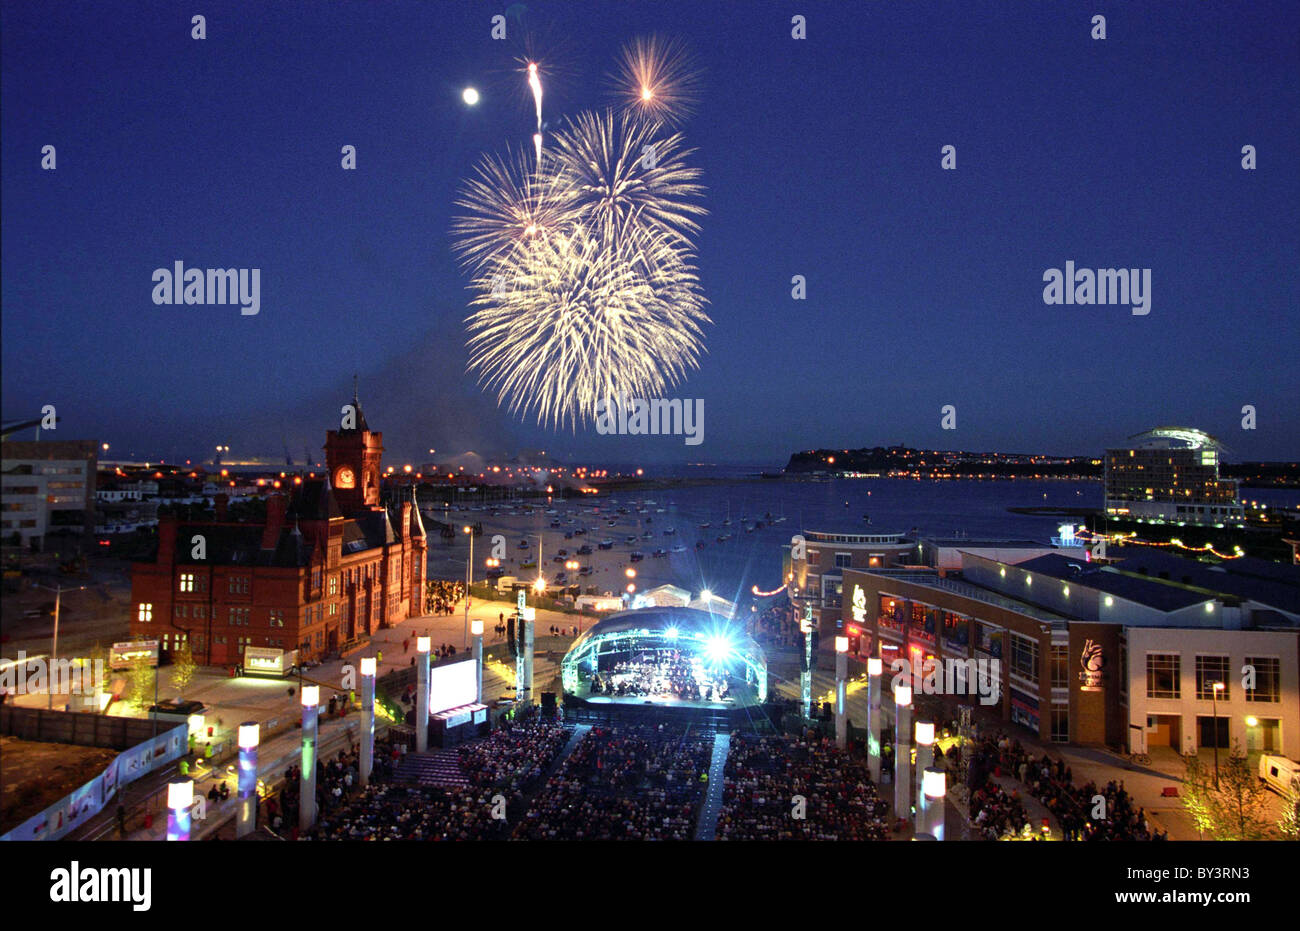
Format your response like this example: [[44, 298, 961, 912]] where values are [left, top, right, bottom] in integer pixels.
[[1258, 754, 1299, 795]]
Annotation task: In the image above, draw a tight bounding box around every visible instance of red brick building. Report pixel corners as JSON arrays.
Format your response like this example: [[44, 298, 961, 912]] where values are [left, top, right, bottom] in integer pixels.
[[129, 393, 426, 665]]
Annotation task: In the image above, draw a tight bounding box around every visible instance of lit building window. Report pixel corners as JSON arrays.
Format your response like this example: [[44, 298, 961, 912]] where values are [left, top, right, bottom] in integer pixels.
[[138, 603, 153, 623], [179, 573, 195, 593], [1146, 653, 1180, 700]]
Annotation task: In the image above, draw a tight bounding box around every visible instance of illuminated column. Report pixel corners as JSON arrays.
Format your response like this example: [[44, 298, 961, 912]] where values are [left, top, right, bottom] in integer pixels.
[[166, 780, 193, 841], [236, 722, 259, 839], [471, 620, 484, 704], [867, 656, 883, 783], [359, 657, 376, 787], [918, 767, 946, 841], [800, 612, 813, 720], [915, 721, 934, 813], [416, 637, 431, 752], [299, 685, 319, 833], [894, 683, 912, 824], [834, 636, 849, 748], [519, 607, 535, 703]]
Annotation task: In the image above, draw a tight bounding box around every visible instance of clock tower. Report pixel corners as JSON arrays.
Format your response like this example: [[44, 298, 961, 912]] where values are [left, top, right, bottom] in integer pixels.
[[325, 377, 384, 515]]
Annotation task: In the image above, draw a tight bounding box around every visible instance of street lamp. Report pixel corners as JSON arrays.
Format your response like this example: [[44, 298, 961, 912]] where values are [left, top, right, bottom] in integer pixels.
[[416, 637, 431, 753], [834, 635, 849, 748], [1212, 681, 1224, 789], [167, 780, 194, 841], [470, 619, 484, 704], [32, 583, 88, 710], [299, 686, 319, 832], [359, 657, 376, 787], [462, 526, 474, 649], [236, 722, 259, 838], [866, 655, 883, 783], [895, 683, 913, 825]]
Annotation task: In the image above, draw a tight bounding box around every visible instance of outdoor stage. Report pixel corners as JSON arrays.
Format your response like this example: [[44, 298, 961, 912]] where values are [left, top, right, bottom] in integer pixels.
[[559, 606, 770, 729]]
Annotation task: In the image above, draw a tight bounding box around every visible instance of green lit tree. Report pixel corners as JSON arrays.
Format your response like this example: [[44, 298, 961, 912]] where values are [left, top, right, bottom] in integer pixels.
[[169, 640, 197, 695], [1181, 742, 1272, 840], [1278, 775, 1300, 841], [125, 654, 155, 712]]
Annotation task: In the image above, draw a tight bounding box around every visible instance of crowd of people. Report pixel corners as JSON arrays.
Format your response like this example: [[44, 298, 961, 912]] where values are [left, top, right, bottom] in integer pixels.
[[458, 719, 571, 794], [424, 580, 465, 616], [514, 723, 713, 840], [590, 654, 730, 703], [967, 779, 1031, 840], [718, 733, 889, 841], [310, 784, 510, 840], [748, 601, 802, 650], [967, 733, 1162, 841]]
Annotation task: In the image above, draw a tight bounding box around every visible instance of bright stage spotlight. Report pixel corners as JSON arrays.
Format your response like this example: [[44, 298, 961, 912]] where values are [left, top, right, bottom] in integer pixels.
[[704, 633, 731, 663], [665, 626, 679, 640]]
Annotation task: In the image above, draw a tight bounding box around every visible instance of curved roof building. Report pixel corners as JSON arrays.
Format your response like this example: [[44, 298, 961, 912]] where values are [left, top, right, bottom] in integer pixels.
[[560, 606, 767, 703]]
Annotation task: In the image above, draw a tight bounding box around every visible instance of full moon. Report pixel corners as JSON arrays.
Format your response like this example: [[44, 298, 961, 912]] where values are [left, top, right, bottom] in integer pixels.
[[462, 87, 479, 106]]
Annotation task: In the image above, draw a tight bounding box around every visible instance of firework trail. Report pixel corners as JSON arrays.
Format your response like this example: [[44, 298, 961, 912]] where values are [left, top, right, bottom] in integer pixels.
[[527, 62, 544, 169]]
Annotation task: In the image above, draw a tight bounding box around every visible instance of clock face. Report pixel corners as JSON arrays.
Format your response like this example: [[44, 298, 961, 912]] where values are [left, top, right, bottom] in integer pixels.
[[336, 467, 355, 489]]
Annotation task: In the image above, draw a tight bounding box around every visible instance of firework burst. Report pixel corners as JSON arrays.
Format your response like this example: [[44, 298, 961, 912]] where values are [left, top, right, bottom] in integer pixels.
[[610, 35, 702, 127], [453, 43, 709, 431]]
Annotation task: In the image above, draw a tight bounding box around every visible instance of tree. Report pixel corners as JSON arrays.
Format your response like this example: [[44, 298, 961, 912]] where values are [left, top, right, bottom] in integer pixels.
[[126, 654, 155, 713], [170, 641, 197, 694], [1278, 775, 1300, 841], [1181, 742, 1272, 840]]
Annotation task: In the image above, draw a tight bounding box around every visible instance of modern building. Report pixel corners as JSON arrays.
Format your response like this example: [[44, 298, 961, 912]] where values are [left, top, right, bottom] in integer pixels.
[[129, 391, 427, 666], [785, 530, 917, 633], [0, 440, 98, 549], [840, 547, 1299, 757], [1104, 426, 1243, 526]]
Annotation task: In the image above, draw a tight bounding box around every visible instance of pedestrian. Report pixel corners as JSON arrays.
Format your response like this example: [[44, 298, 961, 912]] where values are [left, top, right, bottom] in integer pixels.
[[116, 804, 127, 839]]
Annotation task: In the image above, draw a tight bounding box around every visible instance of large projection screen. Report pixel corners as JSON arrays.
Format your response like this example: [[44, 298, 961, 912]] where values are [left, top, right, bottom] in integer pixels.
[[429, 659, 477, 715]]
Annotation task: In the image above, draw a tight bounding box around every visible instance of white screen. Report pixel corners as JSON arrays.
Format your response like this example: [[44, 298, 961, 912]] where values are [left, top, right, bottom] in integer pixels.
[[429, 659, 477, 715]]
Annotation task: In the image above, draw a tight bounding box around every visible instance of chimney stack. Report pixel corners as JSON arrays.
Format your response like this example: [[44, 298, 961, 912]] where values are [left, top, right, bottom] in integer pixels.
[[262, 495, 287, 550], [158, 514, 179, 567]]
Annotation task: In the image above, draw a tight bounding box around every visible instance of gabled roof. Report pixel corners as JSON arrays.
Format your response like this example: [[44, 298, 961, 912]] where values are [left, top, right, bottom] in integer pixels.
[[168, 523, 311, 568], [289, 479, 342, 521]]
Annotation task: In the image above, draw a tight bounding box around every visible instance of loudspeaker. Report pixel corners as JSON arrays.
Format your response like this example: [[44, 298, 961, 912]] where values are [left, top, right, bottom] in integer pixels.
[[541, 691, 556, 712]]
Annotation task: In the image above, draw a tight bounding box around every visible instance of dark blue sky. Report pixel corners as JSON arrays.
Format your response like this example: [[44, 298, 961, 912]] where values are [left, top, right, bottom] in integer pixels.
[[3, 0, 1297, 466]]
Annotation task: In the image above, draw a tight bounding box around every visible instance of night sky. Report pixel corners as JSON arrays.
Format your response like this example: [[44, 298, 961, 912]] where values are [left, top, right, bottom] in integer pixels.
[[3, 1, 1297, 466]]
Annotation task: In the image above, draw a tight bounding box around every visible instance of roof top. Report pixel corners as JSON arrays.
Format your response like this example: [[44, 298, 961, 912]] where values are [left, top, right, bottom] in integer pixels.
[[1011, 553, 1210, 612]]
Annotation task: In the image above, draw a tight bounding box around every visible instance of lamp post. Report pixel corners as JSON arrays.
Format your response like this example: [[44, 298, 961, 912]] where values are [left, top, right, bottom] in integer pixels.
[[462, 526, 474, 649], [915, 721, 934, 810], [895, 683, 912, 825], [518, 606, 535, 704], [918, 767, 946, 841], [166, 780, 193, 841], [1212, 681, 1224, 789], [32, 583, 87, 710], [834, 636, 849, 748], [800, 608, 814, 720], [416, 637, 431, 752], [867, 656, 883, 783], [471, 619, 484, 704], [236, 722, 259, 838], [359, 657, 376, 786], [299, 685, 319, 833]]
